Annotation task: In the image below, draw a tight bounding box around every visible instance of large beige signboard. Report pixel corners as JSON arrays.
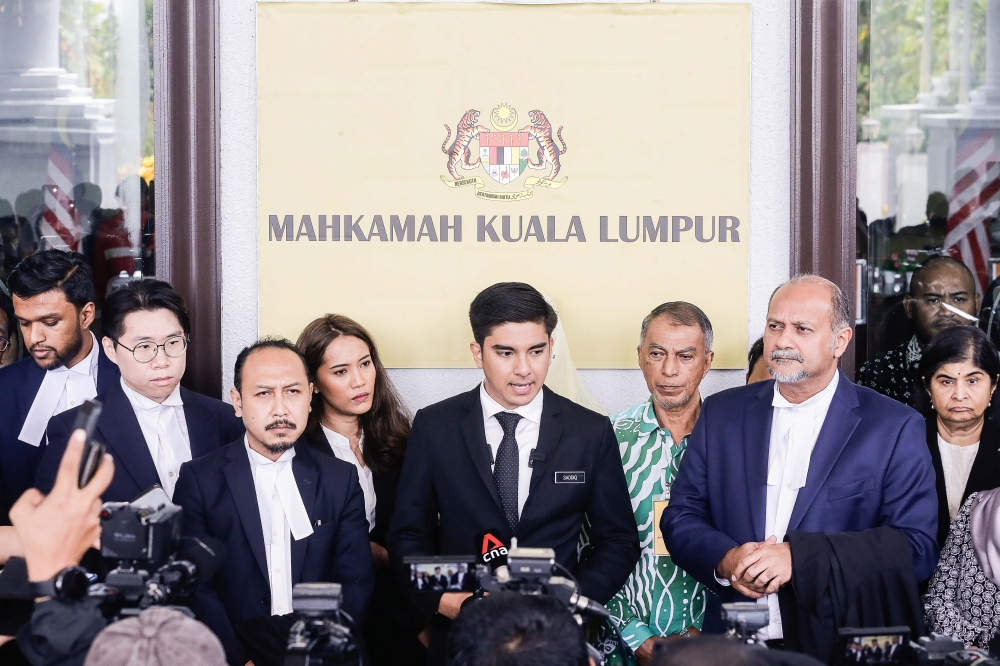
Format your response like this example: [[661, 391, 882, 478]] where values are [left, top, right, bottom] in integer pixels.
[[257, 2, 750, 368]]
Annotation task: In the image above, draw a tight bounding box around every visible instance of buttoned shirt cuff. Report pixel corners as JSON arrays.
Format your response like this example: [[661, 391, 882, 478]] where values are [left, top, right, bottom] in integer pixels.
[[714, 571, 732, 587], [619, 619, 657, 651]]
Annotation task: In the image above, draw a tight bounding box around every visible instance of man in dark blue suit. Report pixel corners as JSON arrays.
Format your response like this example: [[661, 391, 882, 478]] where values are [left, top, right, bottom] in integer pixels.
[[173, 338, 373, 665], [35, 279, 242, 501], [388, 282, 639, 664], [663, 275, 938, 642], [0, 251, 119, 522]]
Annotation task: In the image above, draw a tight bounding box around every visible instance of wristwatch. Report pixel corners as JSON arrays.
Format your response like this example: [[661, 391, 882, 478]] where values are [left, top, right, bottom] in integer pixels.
[[28, 566, 91, 601]]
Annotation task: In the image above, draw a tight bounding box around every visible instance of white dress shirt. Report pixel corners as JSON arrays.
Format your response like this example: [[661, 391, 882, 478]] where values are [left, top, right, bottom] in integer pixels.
[[18, 332, 101, 447], [120, 379, 191, 499], [480, 382, 543, 518], [716, 373, 840, 640], [322, 426, 376, 532], [244, 437, 314, 615], [937, 434, 980, 520]]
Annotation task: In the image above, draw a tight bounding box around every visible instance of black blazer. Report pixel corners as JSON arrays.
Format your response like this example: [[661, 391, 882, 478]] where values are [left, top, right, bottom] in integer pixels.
[[0, 349, 119, 521], [387, 385, 640, 619], [925, 415, 1000, 546], [173, 438, 375, 665], [34, 379, 244, 501]]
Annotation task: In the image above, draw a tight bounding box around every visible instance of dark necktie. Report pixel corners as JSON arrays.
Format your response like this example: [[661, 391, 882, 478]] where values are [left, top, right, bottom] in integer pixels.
[[493, 411, 523, 531]]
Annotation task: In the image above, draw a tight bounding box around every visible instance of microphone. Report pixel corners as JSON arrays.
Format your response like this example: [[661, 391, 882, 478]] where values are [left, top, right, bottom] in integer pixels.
[[476, 531, 509, 571], [545, 576, 610, 619]]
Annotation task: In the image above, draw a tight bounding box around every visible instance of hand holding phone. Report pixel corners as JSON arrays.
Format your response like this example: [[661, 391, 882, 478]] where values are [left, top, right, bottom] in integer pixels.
[[72, 399, 105, 489]]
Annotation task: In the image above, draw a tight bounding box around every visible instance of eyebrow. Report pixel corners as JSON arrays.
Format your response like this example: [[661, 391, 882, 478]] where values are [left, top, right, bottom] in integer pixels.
[[491, 342, 548, 351], [936, 370, 984, 378], [254, 381, 302, 389], [329, 354, 371, 370], [18, 312, 62, 322], [921, 290, 969, 297], [130, 331, 184, 343]]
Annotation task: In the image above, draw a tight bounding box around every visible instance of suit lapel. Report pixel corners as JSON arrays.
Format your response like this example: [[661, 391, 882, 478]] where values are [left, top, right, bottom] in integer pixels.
[[95, 350, 120, 395], [965, 416, 1000, 499], [291, 446, 318, 584], [744, 381, 773, 540], [527, 386, 562, 498], [787, 373, 862, 531], [98, 382, 160, 492], [16, 361, 45, 425], [460, 389, 504, 512], [223, 441, 269, 582], [180, 389, 215, 458]]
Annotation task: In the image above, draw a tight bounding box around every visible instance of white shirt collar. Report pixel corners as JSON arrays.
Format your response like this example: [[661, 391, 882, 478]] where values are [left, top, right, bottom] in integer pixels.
[[120, 377, 184, 411], [771, 370, 840, 411], [67, 332, 101, 376], [479, 381, 544, 424], [245, 434, 296, 467], [322, 425, 364, 454]]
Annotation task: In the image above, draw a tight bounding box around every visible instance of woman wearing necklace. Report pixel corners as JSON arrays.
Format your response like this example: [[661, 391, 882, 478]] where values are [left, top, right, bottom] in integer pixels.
[[914, 325, 1000, 548], [297, 314, 421, 665]]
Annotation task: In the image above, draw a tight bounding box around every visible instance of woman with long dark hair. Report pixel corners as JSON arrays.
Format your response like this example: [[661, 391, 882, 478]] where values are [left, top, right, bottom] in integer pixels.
[[297, 314, 421, 664], [914, 325, 1000, 547]]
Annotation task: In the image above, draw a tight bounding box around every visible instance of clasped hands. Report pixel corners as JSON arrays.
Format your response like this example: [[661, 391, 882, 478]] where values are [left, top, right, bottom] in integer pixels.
[[716, 536, 792, 599]]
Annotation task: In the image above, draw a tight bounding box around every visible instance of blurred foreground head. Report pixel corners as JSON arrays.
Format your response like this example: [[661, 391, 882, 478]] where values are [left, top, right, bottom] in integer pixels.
[[447, 592, 589, 666], [83, 607, 225, 666]]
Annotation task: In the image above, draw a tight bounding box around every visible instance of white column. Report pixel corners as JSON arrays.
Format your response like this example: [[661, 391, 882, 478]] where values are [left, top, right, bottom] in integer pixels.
[[0, 0, 59, 73]]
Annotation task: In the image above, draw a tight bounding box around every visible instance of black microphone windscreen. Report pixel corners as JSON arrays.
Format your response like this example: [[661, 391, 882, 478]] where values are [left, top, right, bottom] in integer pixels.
[[178, 536, 228, 584]]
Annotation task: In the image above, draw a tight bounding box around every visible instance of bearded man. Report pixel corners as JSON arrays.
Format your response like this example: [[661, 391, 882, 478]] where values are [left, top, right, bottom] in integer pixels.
[[0, 250, 120, 522]]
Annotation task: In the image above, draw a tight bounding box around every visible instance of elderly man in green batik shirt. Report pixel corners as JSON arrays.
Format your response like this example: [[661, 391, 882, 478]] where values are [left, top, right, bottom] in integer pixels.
[[602, 302, 713, 665]]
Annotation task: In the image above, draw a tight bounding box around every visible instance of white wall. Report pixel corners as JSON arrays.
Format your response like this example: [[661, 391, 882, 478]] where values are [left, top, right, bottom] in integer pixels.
[[219, 0, 791, 415]]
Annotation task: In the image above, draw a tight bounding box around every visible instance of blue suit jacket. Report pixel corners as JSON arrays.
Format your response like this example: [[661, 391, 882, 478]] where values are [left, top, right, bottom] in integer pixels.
[[0, 350, 119, 522], [662, 373, 939, 601], [173, 438, 375, 664], [34, 379, 244, 502]]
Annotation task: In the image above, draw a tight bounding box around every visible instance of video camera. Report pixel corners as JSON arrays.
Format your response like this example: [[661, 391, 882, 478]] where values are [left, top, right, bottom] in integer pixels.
[[284, 582, 360, 666], [406, 542, 624, 666], [87, 502, 225, 621]]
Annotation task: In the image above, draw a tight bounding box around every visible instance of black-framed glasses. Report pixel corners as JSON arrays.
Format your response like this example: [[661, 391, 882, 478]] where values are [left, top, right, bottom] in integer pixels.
[[115, 336, 188, 363]]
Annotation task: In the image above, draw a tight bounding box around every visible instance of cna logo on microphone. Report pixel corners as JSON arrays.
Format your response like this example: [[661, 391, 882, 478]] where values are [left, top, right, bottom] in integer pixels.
[[479, 532, 509, 567]]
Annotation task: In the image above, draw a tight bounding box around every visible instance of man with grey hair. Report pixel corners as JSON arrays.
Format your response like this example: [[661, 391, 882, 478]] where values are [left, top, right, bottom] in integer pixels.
[[599, 302, 713, 664], [662, 275, 938, 655]]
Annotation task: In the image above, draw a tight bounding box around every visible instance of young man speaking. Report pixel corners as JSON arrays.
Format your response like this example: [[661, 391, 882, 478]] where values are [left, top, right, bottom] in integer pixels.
[[388, 281, 639, 664]]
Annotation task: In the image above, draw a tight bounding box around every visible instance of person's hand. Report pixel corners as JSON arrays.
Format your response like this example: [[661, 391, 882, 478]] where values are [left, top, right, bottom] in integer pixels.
[[9, 429, 113, 582], [437, 591, 473, 620], [370, 541, 389, 568], [717, 541, 767, 598], [634, 637, 662, 666], [732, 536, 792, 595]]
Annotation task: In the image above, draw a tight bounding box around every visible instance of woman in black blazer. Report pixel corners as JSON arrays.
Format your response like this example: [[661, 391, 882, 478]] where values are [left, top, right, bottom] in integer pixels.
[[297, 314, 424, 666], [915, 325, 1000, 547]]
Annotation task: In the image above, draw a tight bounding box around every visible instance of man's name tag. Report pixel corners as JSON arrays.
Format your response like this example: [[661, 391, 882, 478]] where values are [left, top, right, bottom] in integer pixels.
[[555, 471, 585, 484], [653, 500, 670, 556]]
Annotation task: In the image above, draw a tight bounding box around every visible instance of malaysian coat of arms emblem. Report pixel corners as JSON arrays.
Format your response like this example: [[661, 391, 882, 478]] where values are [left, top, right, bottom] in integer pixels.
[[441, 104, 568, 201]]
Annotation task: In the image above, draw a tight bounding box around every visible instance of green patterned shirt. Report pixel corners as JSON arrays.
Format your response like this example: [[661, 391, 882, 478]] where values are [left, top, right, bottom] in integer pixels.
[[604, 398, 706, 652]]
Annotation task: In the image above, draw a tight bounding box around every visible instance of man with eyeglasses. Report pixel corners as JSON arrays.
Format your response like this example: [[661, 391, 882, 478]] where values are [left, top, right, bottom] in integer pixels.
[[0, 250, 121, 524], [34, 279, 243, 501]]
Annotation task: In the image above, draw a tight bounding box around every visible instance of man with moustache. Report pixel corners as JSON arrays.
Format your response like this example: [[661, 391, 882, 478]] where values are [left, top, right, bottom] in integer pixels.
[[0, 250, 119, 522], [601, 303, 712, 665], [858, 256, 981, 407], [34, 279, 243, 502], [173, 338, 373, 665], [662, 275, 938, 650]]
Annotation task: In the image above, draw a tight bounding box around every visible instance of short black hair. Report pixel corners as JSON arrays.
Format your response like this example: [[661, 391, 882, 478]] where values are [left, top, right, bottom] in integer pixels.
[[914, 325, 1000, 414], [101, 279, 190, 342], [446, 593, 588, 666], [747, 335, 765, 380], [8, 250, 95, 308], [469, 282, 558, 346], [233, 337, 310, 392], [649, 635, 768, 666]]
